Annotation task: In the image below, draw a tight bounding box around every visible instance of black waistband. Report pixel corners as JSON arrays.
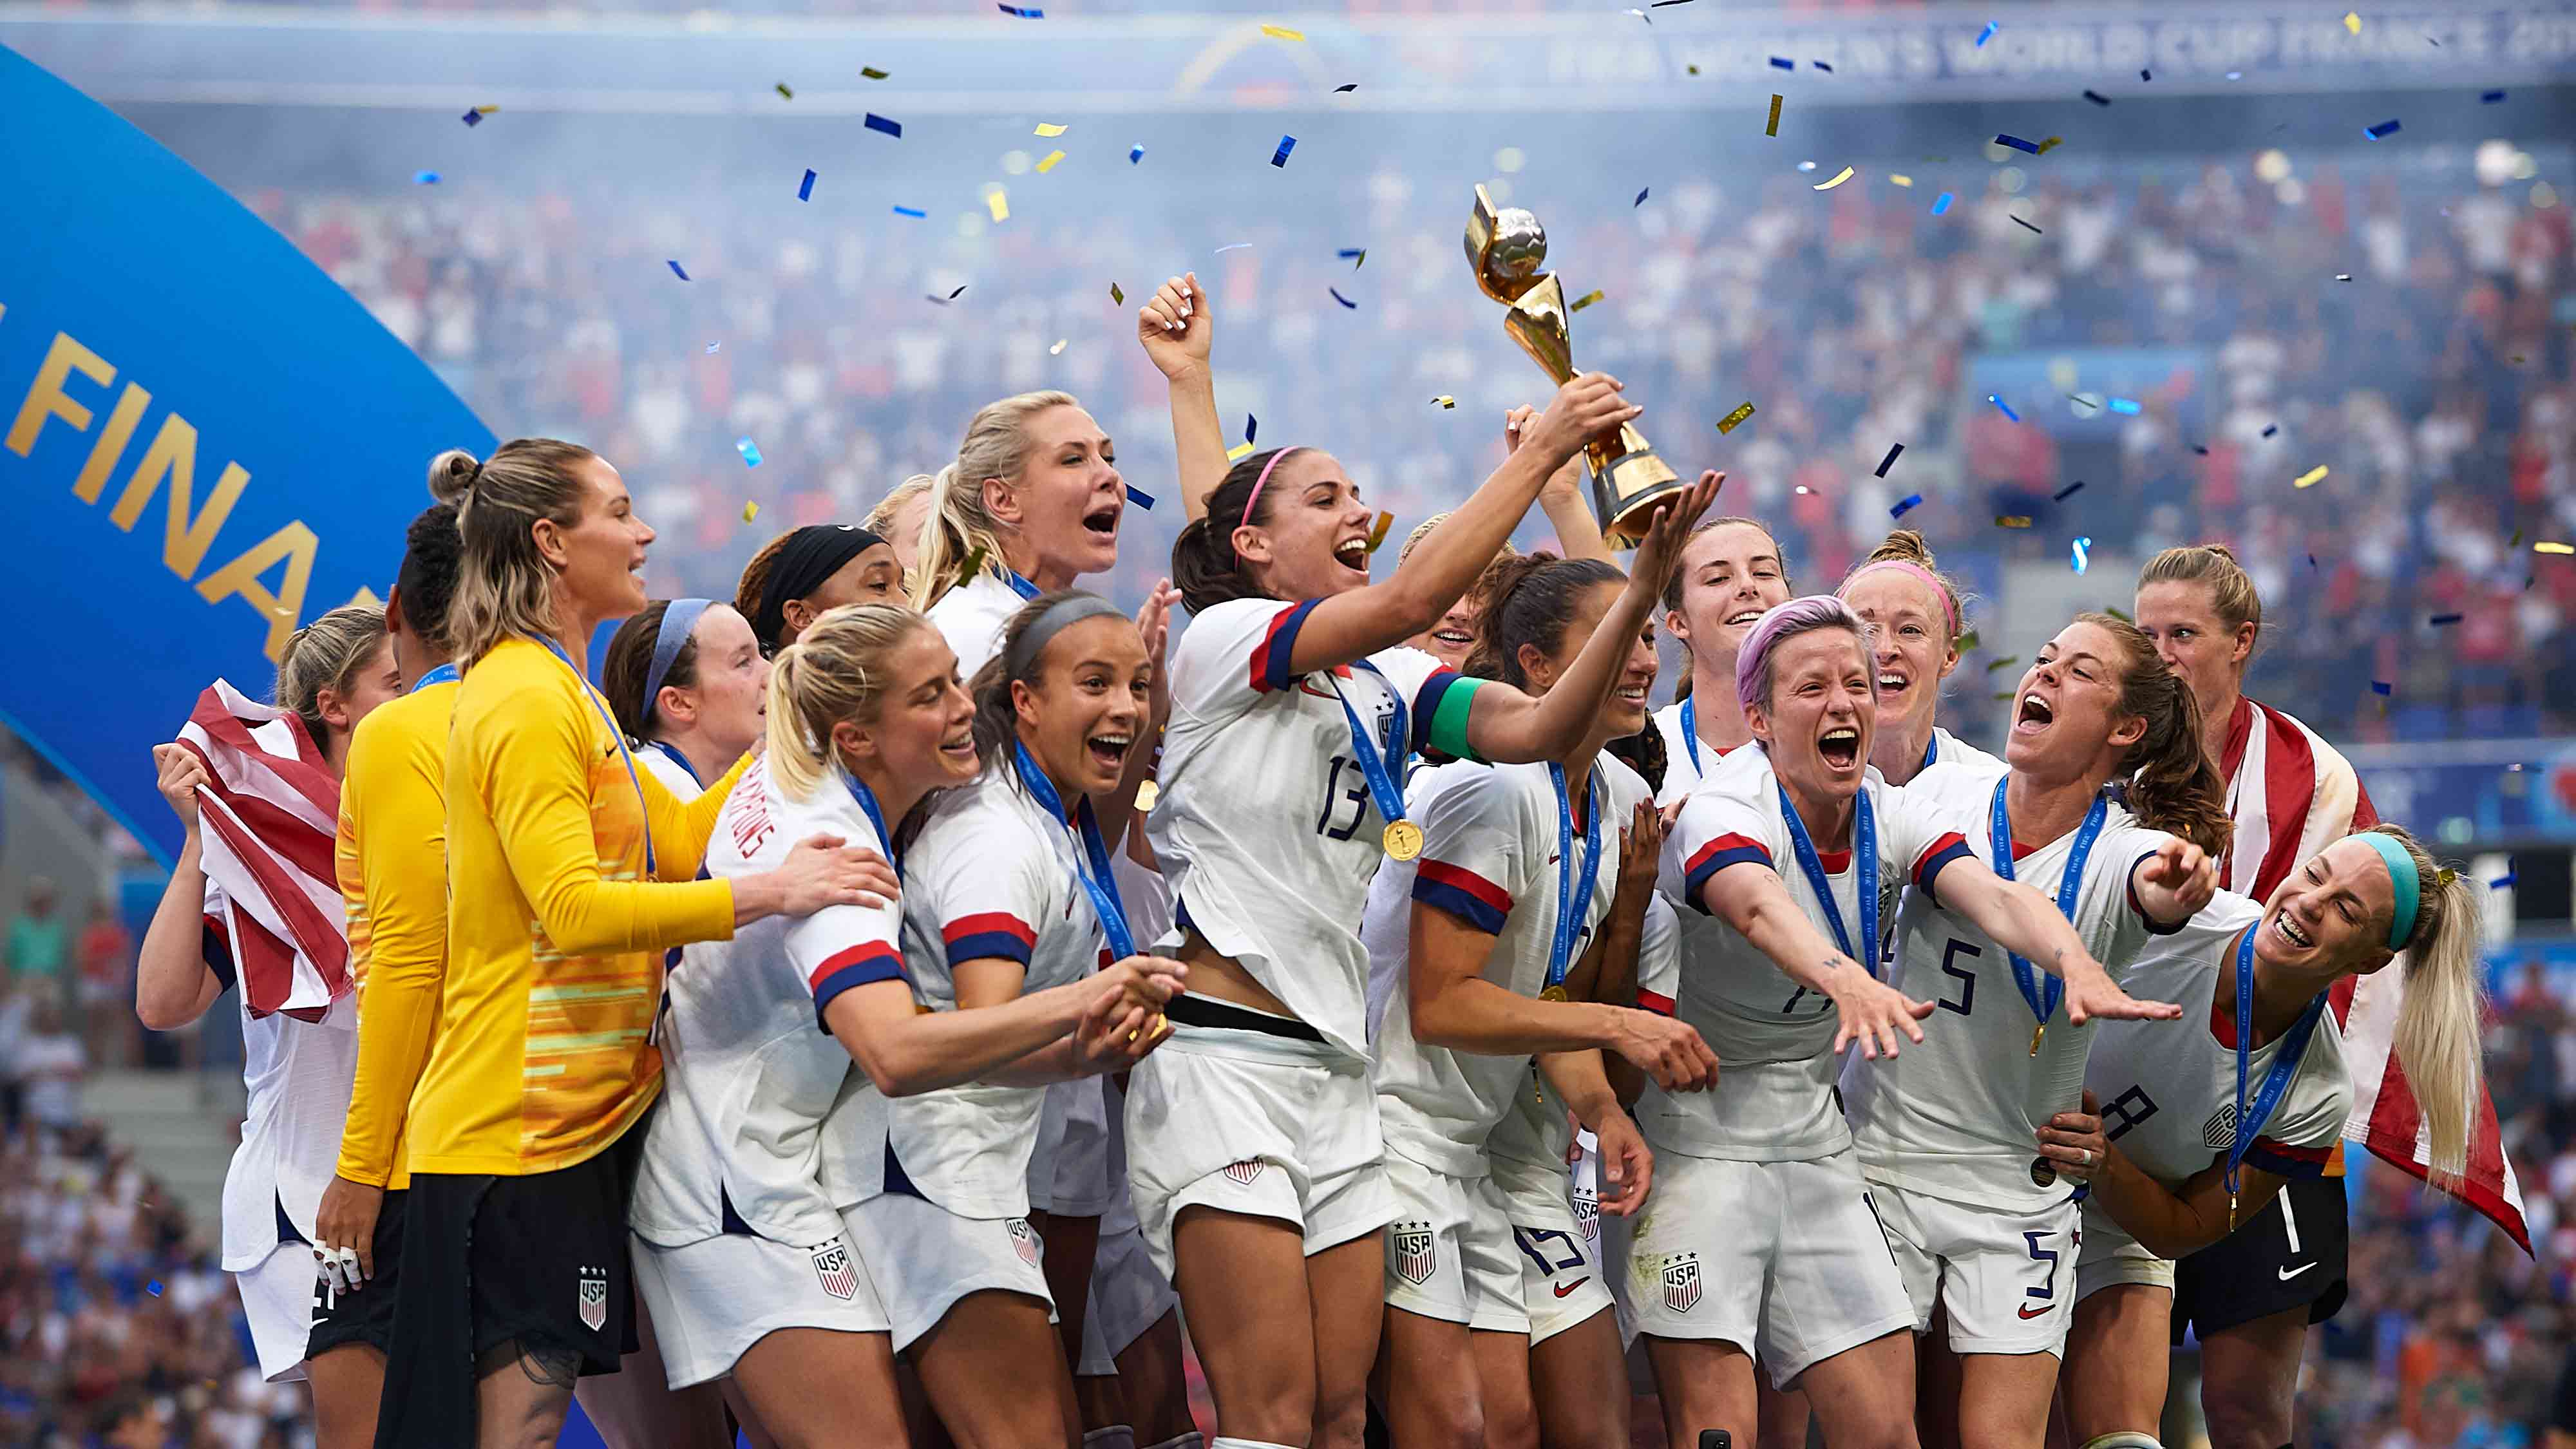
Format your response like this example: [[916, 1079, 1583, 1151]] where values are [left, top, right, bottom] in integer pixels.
[[1163, 992, 1327, 1043]]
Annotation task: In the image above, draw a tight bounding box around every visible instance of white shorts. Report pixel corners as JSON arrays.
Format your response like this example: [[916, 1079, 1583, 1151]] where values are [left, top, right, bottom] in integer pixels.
[[1622, 1148, 1915, 1388], [1124, 1025, 1394, 1277], [2073, 1233, 2174, 1305], [232, 1244, 317, 1383], [1077, 1222, 1180, 1377], [1491, 1151, 1616, 1346], [631, 1227, 890, 1388], [843, 1191, 1056, 1352], [1868, 1182, 2081, 1357], [1383, 1150, 1526, 1334], [1031, 1077, 1118, 1217]]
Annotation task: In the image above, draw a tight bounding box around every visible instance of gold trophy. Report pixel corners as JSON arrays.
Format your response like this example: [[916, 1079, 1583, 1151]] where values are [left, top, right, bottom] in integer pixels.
[[1465, 185, 1683, 549]]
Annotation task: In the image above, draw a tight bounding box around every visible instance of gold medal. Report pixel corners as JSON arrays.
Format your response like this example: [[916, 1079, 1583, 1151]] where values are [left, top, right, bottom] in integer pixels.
[[1135, 780, 1159, 813], [1540, 985, 1569, 1003], [1383, 819, 1423, 860], [2028, 1022, 2045, 1057]]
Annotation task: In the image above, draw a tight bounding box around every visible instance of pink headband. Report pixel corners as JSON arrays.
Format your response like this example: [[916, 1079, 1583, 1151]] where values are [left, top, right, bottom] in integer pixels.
[[1838, 560, 1961, 638], [1240, 446, 1305, 531]]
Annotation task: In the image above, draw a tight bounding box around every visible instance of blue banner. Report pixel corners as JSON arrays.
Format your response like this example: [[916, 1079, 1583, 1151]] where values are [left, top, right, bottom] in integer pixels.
[[0, 45, 493, 864]]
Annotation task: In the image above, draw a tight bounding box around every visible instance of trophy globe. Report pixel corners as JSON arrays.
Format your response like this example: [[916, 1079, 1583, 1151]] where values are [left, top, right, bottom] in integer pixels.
[[1473, 207, 1549, 303]]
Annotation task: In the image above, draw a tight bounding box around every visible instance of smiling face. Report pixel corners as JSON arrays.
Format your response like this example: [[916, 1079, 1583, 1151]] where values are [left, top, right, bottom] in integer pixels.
[[670, 605, 768, 762], [1016, 615, 1153, 800], [540, 455, 655, 624], [2136, 578, 2253, 720], [2255, 835, 2403, 977], [1747, 626, 1875, 802], [1412, 593, 1483, 669], [833, 625, 981, 791], [2005, 620, 2146, 779], [1840, 569, 1956, 744], [1237, 451, 1379, 604], [994, 404, 1122, 586], [782, 542, 905, 646], [1668, 522, 1790, 675], [1518, 579, 1659, 741]]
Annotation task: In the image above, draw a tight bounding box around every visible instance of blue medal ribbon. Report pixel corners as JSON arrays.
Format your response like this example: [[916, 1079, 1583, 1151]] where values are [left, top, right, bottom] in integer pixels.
[[1776, 778, 1877, 974], [1010, 741, 1138, 962], [1680, 696, 1701, 775], [412, 662, 460, 693], [1921, 731, 1939, 772], [535, 635, 656, 878], [2223, 925, 2330, 1199], [1327, 659, 1413, 833], [1001, 567, 1041, 601], [1544, 761, 1604, 996], [648, 739, 704, 788], [840, 765, 895, 866], [1987, 777, 2107, 1039]]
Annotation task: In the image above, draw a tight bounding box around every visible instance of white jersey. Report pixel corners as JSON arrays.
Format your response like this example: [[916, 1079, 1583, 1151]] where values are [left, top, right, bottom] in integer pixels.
[[1372, 757, 1653, 1179], [636, 739, 712, 798], [2081, 893, 2351, 1260], [1645, 743, 1972, 1161], [928, 570, 1031, 677], [1649, 699, 1737, 804], [1362, 765, 1481, 1045], [1487, 893, 1683, 1178], [1848, 759, 2177, 1211], [1148, 597, 1461, 1058], [631, 760, 903, 1248], [205, 873, 360, 1272]]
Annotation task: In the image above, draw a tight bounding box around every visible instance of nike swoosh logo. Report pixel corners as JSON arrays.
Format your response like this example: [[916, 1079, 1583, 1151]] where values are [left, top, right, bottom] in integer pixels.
[[2277, 1262, 2318, 1282], [1552, 1278, 1590, 1299], [2018, 1303, 2054, 1320]]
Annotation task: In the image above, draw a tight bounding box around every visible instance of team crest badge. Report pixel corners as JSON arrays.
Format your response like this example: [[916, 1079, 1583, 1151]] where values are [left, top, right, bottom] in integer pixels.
[[1392, 1223, 1435, 1286], [576, 1265, 609, 1332], [1222, 1158, 1265, 1185], [1662, 1255, 1701, 1313], [1572, 1184, 1600, 1244], [1009, 1218, 1043, 1266], [2201, 1103, 2238, 1150], [810, 1241, 859, 1301]]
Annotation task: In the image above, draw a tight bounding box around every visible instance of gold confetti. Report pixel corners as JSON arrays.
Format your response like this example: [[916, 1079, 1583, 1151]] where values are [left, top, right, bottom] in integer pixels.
[[987, 189, 1010, 222], [2509, 528, 2523, 547], [2101, 605, 2132, 624], [1049, 339, 1066, 355], [473, 104, 499, 115], [1569, 289, 1605, 312], [1717, 401, 1756, 434], [2536, 541, 2575, 555], [1687, 63, 1700, 75], [1034, 122, 1068, 137], [1260, 23, 1305, 39], [1036, 149, 1065, 173], [741, 500, 760, 523], [2344, 10, 2362, 32], [1227, 441, 1255, 462], [1954, 630, 1980, 652], [1432, 395, 1456, 409], [956, 544, 988, 585], [1985, 655, 2020, 672], [2293, 464, 2329, 488], [2036, 136, 2063, 155], [862, 66, 890, 79], [1813, 166, 1855, 191], [1995, 515, 2032, 528], [1110, 282, 1125, 304], [775, 82, 794, 100], [1363, 511, 1395, 553], [1766, 94, 1783, 137], [1889, 174, 1914, 187]]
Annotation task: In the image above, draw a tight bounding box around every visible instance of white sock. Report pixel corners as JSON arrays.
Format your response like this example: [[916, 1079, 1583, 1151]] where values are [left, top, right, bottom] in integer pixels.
[[1209, 1439, 1292, 1449], [1146, 1436, 1206, 1449], [1083, 1428, 1137, 1449]]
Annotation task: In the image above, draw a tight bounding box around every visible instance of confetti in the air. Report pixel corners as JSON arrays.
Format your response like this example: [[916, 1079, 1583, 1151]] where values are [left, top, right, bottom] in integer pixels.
[[2261, 424, 2278, 437], [987, 189, 1009, 222], [798, 168, 817, 201], [929, 285, 969, 305], [2070, 536, 2092, 574], [2335, 273, 2353, 281], [415, 171, 440, 184], [1766, 95, 1783, 137], [2493, 871, 2519, 890], [1813, 59, 1833, 71], [2083, 89, 2112, 106], [1433, 395, 1456, 408], [705, 342, 720, 354], [1814, 166, 1855, 190], [147, 1282, 162, 1297], [1271, 135, 1297, 167], [2293, 464, 2330, 488], [1335, 82, 1358, 92], [1635, 187, 1651, 206], [2344, 10, 2361, 33], [2483, 90, 2507, 102], [1717, 402, 1757, 435], [1339, 247, 1367, 267], [1364, 511, 1396, 552], [667, 260, 690, 280], [1996, 134, 2043, 154], [1932, 192, 1954, 215], [1129, 143, 1146, 164], [1035, 122, 1068, 137], [956, 545, 988, 586], [2068, 394, 2101, 410], [1110, 282, 1125, 303], [775, 82, 794, 99], [2430, 613, 2464, 626], [2364, 118, 2401, 139], [1875, 443, 1904, 477], [1049, 339, 1067, 355], [1329, 287, 1358, 308], [2536, 541, 2575, 554], [1261, 23, 1305, 39], [1217, 242, 1251, 253], [742, 500, 759, 522], [2102, 605, 2132, 623], [1570, 289, 1604, 312], [1227, 442, 1255, 462], [1996, 515, 2032, 529], [998, 3, 1043, 15], [893, 205, 927, 218], [2011, 215, 2043, 234], [1989, 394, 2020, 422], [2141, 68, 2152, 80], [1127, 483, 1158, 511], [1889, 175, 1914, 188], [1891, 493, 1925, 520], [1769, 56, 1794, 70], [1036, 150, 1065, 173], [862, 66, 890, 79], [2371, 679, 2393, 696], [866, 113, 902, 138], [1985, 656, 2019, 672], [737, 438, 763, 468], [1975, 19, 1997, 46], [2036, 137, 2063, 155], [2107, 397, 2141, 414], [461, 108, 486, 126], [2052, 481, 2085, 501], [1245, 415, 1258, 445]]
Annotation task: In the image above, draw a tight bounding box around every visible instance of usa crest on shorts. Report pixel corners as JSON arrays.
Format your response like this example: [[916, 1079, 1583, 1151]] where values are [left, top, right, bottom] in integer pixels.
[[810, 1240, 859, 1301], [1009, 1218, 1043, 1267], [1391, 1222, 1435, 1286], [1222, 1158, 1265, 1185], [1662, 1253, 1701, 1313], [2201, 1103, 2238, 1150], [576, 1265, 609, 1332]]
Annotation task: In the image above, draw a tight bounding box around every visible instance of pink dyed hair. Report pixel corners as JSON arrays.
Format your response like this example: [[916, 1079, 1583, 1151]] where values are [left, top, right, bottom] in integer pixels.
[[1736, 595, 1875, 717]]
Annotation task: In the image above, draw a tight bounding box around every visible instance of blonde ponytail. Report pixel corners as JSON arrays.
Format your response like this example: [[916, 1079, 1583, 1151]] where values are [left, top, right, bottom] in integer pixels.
[[763, 603, 933, 802], [2369, 824, 2486, 1184], [907, 390, 1079, 611], [276, 603, 388, 748]]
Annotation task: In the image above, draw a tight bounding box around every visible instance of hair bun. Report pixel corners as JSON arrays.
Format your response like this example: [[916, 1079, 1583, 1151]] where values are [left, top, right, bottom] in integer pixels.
[[427, 449, 482, 506], [1868, 528, 1937, 567]]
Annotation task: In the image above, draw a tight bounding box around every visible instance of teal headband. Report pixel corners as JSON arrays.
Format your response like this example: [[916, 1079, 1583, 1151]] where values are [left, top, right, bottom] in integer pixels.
[[2354, 832, 2421, 952]]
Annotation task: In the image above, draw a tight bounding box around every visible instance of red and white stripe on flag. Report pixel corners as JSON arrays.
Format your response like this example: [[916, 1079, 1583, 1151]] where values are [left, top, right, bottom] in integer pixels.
[[176, 680, 352, 1021], [2223, 696, 2529, 1256]]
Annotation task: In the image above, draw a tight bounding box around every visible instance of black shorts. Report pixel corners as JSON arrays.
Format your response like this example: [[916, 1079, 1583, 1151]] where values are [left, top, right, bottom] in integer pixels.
[[305, 1188, 407, 1359], [373, 1128, 646, 1449], [2170, 1174, 2349, 1342]]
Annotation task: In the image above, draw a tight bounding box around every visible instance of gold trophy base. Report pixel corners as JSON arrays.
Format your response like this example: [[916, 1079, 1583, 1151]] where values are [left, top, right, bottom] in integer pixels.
[[1587, 426, 1685, 549]]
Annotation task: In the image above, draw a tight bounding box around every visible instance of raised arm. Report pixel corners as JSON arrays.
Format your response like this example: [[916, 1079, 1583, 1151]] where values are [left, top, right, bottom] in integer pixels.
[[1506, 404, 1614, 564], [135, 744, 224, 1031], [1696, 858, 1933, 1059], [1137, 273, 1228, 522], [1930, 858, 2183, 1027]]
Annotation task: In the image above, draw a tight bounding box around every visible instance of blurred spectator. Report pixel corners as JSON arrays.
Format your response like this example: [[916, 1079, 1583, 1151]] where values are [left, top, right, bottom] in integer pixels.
[[77, 904, 135, 1070], [17, 1001, 85, 1136], [8, 878, 69, 1001]]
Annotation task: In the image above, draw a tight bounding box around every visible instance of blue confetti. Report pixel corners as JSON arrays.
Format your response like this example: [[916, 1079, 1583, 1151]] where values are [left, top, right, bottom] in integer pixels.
[[2430, 612, 2465, 626], [737, 438, 763, 468], [705, 342, 720, 354], [1215, 242, 1252, 253], [2364, 118, 2401, 139], [667, 260, 690, 281], [798, 168, 816, 202], [147, 1281, 162, 1297], [1875, 442, 1903, 478], [2482, 90, 2507, 103], [2261, 423, 2277, 437], [1989, 394, 2020, 422], [1329, 287, 1358, 308], [1130, 144, 1146, 164], [1634, 187, 1650, 206], [1931, 192, 1954, 216], [2083, 89, 2112, 106], [2070, 536, 2092, 574], [1768, 56, 1794, 70], [1271, 135, 1296, 167], [1337, 247, 1366, 263], [1891, 493, 1924, 520], [2308, 553, 2319, 570], [1126, 482, 1157, 511], [2052, 480, 2085, 502], [460, 109, 482, 127], [2107, 397, 2141, 414], [1812, 60, 1833, 71], [998, 3, 1043, 14], [2141, 68, 2152, 80], [1335, 83, 1357, 92], [413, 170, 440, 185], [865, 113, 902, 138], [1975, 19, 1997, 46], [2371, 680, 2393, 696], [1245, 415, 1258, 444], [1996, 133, 2042, 153], [2491, 870, 2518, 890], [892, 205, 926, 218]]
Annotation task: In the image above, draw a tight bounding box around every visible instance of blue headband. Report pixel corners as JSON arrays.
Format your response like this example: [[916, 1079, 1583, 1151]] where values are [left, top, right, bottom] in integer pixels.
[[2354, 832, 2422, 952], [643, 598, 713, 730]]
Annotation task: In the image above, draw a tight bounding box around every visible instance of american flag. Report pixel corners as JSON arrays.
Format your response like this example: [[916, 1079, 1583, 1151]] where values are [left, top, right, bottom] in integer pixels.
[[2222, 696, 2528, 1255], [178, 680, 350, 1020]]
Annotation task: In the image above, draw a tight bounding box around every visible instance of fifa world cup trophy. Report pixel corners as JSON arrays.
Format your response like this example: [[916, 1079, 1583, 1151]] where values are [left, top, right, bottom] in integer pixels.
[[1464, 184, 1683, 548]]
